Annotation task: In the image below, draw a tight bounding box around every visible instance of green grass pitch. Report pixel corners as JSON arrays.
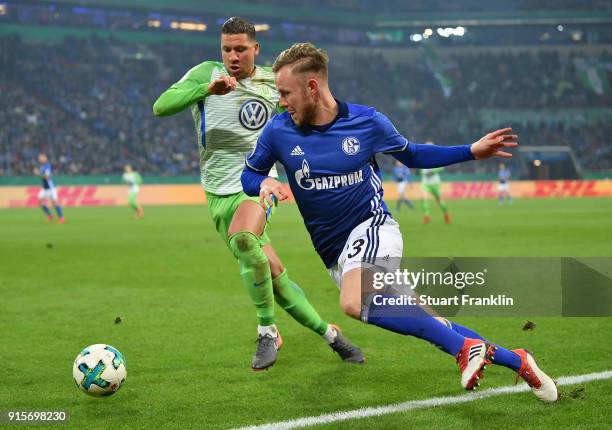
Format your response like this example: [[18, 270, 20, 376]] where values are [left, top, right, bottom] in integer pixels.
[[1, 198, 611, 429]]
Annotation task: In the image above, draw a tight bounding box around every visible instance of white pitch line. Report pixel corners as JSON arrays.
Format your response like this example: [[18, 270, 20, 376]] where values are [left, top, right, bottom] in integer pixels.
[[234, 370, 612, 430]]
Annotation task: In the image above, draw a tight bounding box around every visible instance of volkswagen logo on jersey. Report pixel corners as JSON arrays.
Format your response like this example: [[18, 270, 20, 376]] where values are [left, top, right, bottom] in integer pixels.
[[294, 159, 364, 191], [239, 99, 269, 130], [341, 136, 360, 155]]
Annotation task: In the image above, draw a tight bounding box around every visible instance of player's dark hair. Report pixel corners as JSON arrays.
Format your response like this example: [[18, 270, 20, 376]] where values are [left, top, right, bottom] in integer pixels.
[[272, 42, 328, 77], [221, 17, 256, 40]]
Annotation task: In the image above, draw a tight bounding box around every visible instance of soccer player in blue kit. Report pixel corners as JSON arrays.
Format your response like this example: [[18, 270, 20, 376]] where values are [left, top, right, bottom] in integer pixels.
[[241, 43, 557, 402], [498, 162, 513, 204], [393, 161, 414, 211], [34, 153, 64, 224]]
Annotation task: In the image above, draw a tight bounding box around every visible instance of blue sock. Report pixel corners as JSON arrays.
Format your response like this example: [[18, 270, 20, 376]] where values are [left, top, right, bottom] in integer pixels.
[[490, 345, 521, 371], [55, 205, 64, 218], [444, 319, 487, 341], [41, 205, 51, 216], [365, 299, 466, 356], [444, 319, 521, 371]]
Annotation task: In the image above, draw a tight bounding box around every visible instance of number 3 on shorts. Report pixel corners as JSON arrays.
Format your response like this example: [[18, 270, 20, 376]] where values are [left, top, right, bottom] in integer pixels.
[[347, 238, 366, 259]]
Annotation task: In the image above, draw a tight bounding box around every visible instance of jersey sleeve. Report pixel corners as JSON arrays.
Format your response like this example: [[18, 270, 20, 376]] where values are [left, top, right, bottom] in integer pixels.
[[245, 124, 278, 173], [242, 124, 278, 196], [371, 112, 409, 154], [153, 61, 217, 117]]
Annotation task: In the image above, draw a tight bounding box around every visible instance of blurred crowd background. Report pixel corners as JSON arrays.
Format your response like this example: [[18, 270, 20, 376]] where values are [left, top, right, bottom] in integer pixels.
[[1, 0, 611, 179]]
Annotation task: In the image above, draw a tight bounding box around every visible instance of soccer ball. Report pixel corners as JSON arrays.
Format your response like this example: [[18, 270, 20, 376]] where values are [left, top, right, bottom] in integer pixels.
[[73, 344, 127, 397]]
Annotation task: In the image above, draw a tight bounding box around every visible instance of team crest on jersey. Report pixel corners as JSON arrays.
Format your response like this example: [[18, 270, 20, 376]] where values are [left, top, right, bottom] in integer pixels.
[[341, 137, 360, 155], [239, 99, 268, 131]]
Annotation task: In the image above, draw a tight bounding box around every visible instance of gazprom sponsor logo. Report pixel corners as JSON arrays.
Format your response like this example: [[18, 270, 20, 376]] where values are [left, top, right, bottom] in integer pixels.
[[295, 159, 364, 191]]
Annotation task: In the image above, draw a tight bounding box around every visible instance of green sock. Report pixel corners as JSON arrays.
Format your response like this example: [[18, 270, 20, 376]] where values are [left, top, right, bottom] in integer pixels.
[[228, 231, 275, 326], [273, 270, 327, 335], [128, 194, 138, 211], [439, 199, 448, 213], [421, 198, 430, 216]]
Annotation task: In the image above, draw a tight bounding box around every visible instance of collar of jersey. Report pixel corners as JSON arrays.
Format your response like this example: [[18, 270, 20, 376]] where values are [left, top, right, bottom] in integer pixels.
[[298, 99, 349, 134]]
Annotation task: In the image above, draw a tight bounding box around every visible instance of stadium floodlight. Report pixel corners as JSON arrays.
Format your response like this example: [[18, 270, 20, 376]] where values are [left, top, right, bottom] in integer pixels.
[[254, 23, 270, 32], [170, 21, 207, 31], [410, 34, 423, 42], [436, 27, 466, 38], [437, 28, 451, 37], [570, 30, 583, 41]]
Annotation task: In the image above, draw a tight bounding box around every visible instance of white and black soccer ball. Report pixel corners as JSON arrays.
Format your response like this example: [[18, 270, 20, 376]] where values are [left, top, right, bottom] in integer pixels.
[[73, 344, 127, 397]]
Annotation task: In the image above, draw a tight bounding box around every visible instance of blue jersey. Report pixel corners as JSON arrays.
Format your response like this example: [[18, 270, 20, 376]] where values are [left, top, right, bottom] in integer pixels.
[[393, 165, 411, 182], [498, 168, 510, 184], [246, 102, 409, 268], [40, 162, 55, 189]]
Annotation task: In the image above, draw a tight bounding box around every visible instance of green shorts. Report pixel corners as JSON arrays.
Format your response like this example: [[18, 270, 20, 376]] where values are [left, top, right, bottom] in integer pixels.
[[205, 190, 274, 248], [421, 183, 442, 199]]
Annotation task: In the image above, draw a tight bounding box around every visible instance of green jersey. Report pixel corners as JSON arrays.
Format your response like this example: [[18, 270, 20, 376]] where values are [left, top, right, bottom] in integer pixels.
[[122, 171, 142, 193], [421, 167, 444, 186], [153, 61, 279, 195]]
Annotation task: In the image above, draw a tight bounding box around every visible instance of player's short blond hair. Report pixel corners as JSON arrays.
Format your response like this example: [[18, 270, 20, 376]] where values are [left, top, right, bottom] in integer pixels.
[[272, 42, 329, 77]]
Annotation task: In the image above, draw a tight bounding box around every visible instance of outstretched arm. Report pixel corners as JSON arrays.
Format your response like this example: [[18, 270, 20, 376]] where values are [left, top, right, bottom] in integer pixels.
[[372, 112, 517, 169], [391, 128, 518, 168], [392, 143, 474, 168], [152, 62, 237, 116], [469, 128, 519, 160]]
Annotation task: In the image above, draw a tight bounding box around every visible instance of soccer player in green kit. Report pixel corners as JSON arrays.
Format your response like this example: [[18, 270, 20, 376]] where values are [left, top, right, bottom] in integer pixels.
[[153, 17, 363, 370], [420, 141, 451, 224], [122, 164, 144, 219]]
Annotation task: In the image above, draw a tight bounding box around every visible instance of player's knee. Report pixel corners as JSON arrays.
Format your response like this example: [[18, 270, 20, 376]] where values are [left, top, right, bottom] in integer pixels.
[[339, 295, 361, 319], [230, 231, 257, 253], [229, 231, 266, 266]]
